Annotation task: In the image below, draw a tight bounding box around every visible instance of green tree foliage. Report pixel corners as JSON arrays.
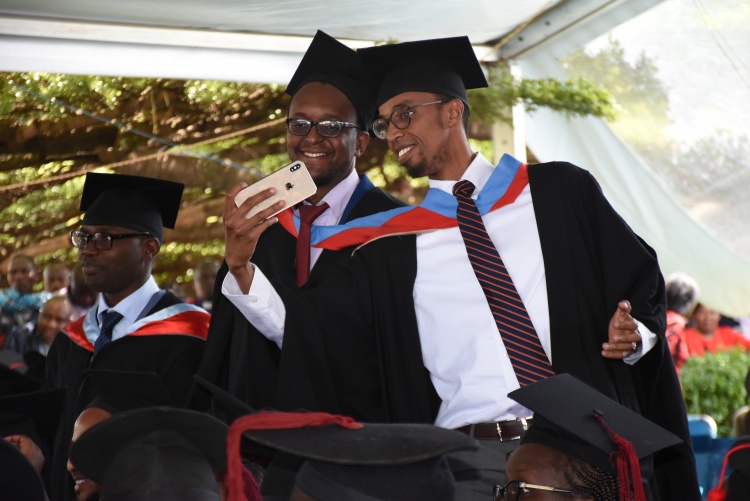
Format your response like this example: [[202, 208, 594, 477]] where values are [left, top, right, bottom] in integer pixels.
[[564, 36, 671, 150], [0, 69, 614, 286], [681, 348, 750, 437]]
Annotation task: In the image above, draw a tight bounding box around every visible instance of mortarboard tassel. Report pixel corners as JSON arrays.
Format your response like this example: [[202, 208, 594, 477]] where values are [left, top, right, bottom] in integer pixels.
[[594, 412, 646, 501], [707, 443, 750, 501]]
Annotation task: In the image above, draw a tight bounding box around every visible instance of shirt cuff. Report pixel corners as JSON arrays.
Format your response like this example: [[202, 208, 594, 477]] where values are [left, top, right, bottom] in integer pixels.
[[222, 265, 286, 348], [623, 318, 657, 365]]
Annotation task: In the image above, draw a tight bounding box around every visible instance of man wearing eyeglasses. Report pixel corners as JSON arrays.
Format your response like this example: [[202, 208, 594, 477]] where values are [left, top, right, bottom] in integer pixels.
[[43, 172, 210, 501], [193, 31, 405, 421], [220, 35, 699, 500]]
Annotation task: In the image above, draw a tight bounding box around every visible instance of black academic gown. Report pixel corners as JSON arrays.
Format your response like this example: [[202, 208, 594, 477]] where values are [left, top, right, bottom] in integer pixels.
[[192, 176, 406, 420], [273, 162, 699, 500], [44, 291, 209, 501]]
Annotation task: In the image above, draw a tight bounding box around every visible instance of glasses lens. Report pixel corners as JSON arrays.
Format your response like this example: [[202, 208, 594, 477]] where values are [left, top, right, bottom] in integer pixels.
[[390, 108, 411, 130], [371, 119, 388, 140], [316, 121, 343, 138], [70, 231, 86, 248], [91, 233, 113, 250], [287, 119, 311, 136], [504, 482, 520, 501]]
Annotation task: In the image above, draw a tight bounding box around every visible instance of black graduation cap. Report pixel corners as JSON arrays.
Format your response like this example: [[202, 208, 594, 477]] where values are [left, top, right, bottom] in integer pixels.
[[69, 406, 228, 501], [85, 369, 175, 414], [509, 374, 683, 498], [0, 387, 66, 438], [286, 30, 377, 129], [0, 351, 40, 395], [0, 438, 46, 501], [225, 411, 479, 501], [358, 36, 488, 108], [79, 172, 184, 243]]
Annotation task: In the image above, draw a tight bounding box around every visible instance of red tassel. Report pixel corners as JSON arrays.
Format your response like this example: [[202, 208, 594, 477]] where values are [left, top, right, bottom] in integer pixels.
[[594, 413, 646, 501], [225, 411, 363, 501], [707, 486, 727, 501], [707, 442, 750, 501]]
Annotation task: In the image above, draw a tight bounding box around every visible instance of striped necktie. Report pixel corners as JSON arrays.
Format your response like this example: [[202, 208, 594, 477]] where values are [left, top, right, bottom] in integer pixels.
[[453, 179, 555, 386], [93, 309, 124, 355], [295, 202, 329, 287]]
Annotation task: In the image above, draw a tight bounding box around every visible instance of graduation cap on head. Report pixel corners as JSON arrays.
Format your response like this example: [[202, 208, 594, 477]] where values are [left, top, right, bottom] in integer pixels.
[[225, 411, 479, 501], [69, 406, 228, 501], [286, 30, 376, 130], [80, 173, 184, 243], [509, 373, 683, 501], [85, 369, 175, 414], [0, 351, 40, 395], [358, 36, 488, 108], [0, 438, 47, 501], [707, 436, 750, 501], [0, 387, 66, 438]]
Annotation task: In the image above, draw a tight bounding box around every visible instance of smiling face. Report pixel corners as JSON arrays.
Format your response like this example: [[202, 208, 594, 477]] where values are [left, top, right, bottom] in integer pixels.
[[68, 406, 113, 501], [77, 225, 158, 307], [287, 82, 369, 202], [376, 91, 472, 181]]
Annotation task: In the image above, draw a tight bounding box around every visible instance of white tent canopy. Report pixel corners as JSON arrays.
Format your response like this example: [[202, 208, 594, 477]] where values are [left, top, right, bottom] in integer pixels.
[[2, 0, 750, 316]]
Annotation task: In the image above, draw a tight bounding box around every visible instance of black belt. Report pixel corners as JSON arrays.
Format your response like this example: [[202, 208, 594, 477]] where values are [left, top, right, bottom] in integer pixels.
[[456, 418, 532, 441]]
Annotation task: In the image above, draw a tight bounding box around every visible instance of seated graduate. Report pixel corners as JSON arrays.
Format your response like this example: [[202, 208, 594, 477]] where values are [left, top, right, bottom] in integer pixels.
[[503, 373, 687, 501], [709, 436, 750, 501], [224, 410, 479, 501], [66, 369, 176, 501], [69, 407, 229, 501]]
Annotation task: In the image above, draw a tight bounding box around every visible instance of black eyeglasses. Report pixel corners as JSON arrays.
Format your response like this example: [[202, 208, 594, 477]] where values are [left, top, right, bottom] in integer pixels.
[[286, 118, 361, 138], [70, 230, 152, 250], [493, 480, 584, 501], [370, 100, 449, 140]]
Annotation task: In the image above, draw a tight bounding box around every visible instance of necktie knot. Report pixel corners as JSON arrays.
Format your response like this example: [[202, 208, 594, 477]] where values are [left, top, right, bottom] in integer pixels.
[[94, 309, 124, 355], [298, 203, 329, 224], [452, 179, 476, 198]]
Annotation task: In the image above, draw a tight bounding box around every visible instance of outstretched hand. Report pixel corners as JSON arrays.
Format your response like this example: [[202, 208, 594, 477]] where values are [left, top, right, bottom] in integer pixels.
[[602, 300, 642, 360], [223, 182, 286, 294]]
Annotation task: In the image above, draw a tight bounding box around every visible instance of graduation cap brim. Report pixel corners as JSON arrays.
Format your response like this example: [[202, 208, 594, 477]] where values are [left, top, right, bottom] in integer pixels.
[[70, 406, 228, 483], [192, 374, 257, 423], [358, 36, 488, 108], [244, 420, 478, 466], [509, 373, 683, 472], [85, 369, 175, 414], [0, 351, 40, 395], [80, 173, 184, 241], [0, 387, 67, 437], [286, 30, 376, 129], [0, 438, 47, 501]]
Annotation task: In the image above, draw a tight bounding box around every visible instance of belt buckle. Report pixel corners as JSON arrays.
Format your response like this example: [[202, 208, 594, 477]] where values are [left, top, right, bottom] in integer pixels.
[[495, 417, 529, 442]]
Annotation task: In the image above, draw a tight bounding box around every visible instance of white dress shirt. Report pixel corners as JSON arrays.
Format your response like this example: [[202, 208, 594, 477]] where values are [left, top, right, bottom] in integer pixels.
[[86, 275, 161, 345]]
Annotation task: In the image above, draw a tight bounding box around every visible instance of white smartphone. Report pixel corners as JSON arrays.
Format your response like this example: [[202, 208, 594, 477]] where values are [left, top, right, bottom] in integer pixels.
[[234, 161, 317, 219]]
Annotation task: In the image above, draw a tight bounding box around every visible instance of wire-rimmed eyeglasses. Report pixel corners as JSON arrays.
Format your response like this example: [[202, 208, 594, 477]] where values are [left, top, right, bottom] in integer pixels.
[[70, 230, 152, 250], [370, 100, 449, 140], [286, 118, 362, 138], [493, 480, 587, 501]]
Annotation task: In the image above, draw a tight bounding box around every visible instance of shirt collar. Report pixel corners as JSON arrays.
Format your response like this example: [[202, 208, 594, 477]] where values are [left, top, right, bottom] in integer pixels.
[[298, 167, 359, 224], [96, 276, 160, 326], [428, 153, 494, 197]]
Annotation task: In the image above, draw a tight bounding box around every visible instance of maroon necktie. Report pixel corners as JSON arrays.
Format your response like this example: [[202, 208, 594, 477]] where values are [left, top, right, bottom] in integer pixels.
[[453, 179, 555, 386], [295, 202, 329, 287]]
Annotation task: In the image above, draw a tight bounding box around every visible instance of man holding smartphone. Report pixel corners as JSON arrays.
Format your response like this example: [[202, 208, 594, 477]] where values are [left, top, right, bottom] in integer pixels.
[[194, 31, 405, 419]]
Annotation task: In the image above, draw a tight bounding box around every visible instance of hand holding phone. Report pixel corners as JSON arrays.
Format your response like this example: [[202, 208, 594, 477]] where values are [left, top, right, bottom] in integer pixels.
[[234, 161, 317, 219]]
